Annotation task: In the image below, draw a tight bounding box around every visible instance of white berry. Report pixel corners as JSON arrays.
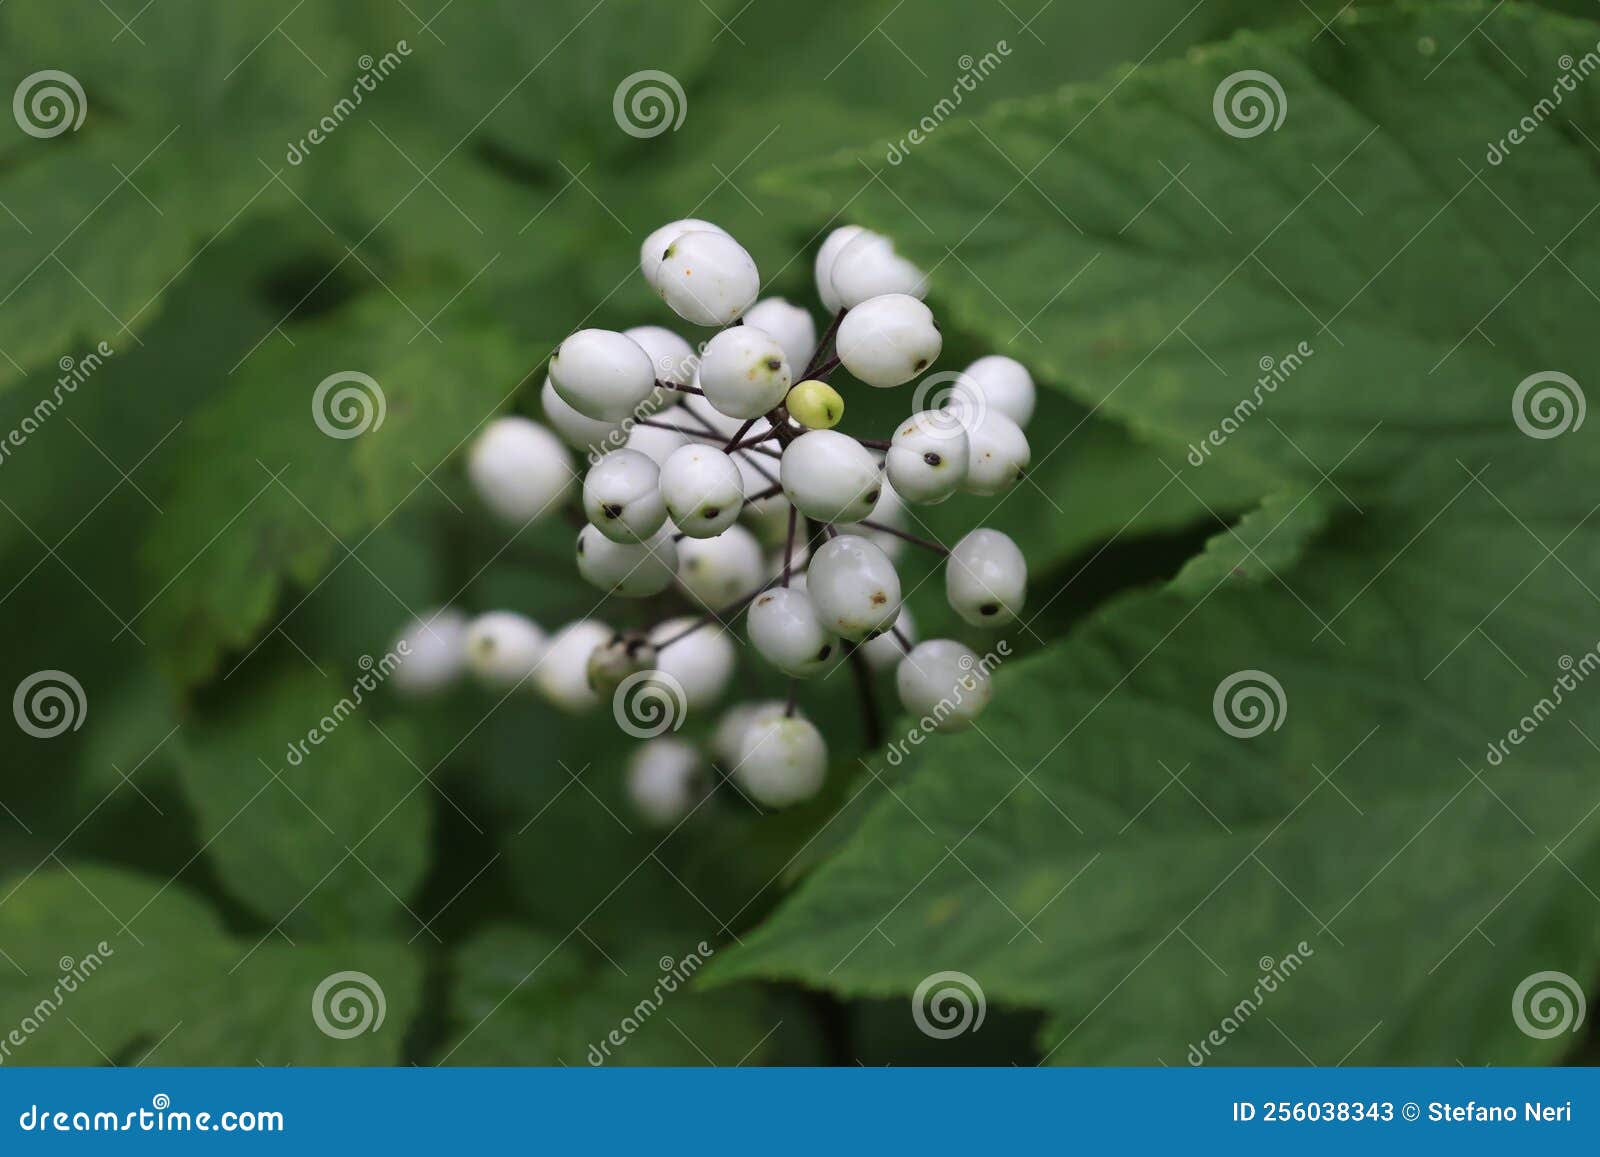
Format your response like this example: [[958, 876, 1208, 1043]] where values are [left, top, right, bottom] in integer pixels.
[[640, 219, 728, 288], [860, 606, 915, 671], [535, 620, 613, 712], [676, 523, 764, 608], [748, 587, 840, 676], [964, 355, 1035, 428], [961, 409, 1030, 496], [887, 410, 969, 504], [712, 700, 789, 766], [660, 444, 744, 538], [655, 230, 759, 327], [896, 639, 993, 731], [541, 378, 619, 456], [738, 715, 827, 808], [947, 528, 1027, 626], [467, 416, 575, 524], [698, 326, 792, 420], [583, 449, 668, 543], [744, 298, 817, 373], [780, 430, 882, 524], [550, 329, 658, 422], [807, 534, 902, 641], [390, 608, 469, 696], [836, 294, 942, 388], [586, 630, 658, 694], [624, 420, 690, 467], [576, 523, 678, 597], [830, 230, 927, 308], [464, 611, 547, 688], [814, 225, 866, 314], [864, 479, 909, 562], [650, 617, 736, 709], [626, 738, 704, 826], [624, 324, 697, 394]]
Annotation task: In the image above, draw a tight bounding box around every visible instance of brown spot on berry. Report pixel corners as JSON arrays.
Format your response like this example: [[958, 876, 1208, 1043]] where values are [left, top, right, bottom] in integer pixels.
[[870, 591, 887, 605], [702, 506, 720, 519]]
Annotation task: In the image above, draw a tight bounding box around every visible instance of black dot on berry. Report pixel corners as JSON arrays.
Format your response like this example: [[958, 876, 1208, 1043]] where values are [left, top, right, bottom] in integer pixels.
[[923, 451, 941, 467], [914, 358, 929, 371], [816, 644, 832, 661], [866, 489, 881, 505], [979, 603, 999, 616], [765, 357, 782, 371], [576, 537, 585, 553], [601, 503, 623, 519], [703, 506, 720, 519]]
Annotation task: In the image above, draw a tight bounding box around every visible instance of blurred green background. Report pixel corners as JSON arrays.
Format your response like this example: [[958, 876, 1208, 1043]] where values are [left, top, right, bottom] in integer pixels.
[[2, 0, 1599, 1066]]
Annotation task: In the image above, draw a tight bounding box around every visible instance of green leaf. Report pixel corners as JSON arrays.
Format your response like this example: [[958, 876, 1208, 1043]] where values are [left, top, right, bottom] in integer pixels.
[[441, 925, 775, 1065], [137, 294, 550, 686], [175, 656, 431, 938], [0, 864, 419, 1064], [0, 1, 345, 391], [709, 2, 1600, 1065]]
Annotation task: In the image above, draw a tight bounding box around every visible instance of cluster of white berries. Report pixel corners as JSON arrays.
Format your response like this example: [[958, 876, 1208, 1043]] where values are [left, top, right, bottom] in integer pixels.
[[390, 217, 1036, 829]]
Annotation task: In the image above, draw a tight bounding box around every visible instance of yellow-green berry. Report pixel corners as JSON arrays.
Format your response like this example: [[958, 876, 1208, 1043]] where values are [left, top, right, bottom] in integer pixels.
[[787, 380, 845, 430]]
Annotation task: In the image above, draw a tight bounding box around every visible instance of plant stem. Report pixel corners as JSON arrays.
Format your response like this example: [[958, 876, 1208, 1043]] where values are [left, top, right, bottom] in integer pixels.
[[847, 645, 883, 748], [858, 519, 948, 555], [657, 379, 704, 396], [799, 309, 848, 381], [782, 503, 797, 588], [653, 574, 784, 651], [723, 416, 760, 452]]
